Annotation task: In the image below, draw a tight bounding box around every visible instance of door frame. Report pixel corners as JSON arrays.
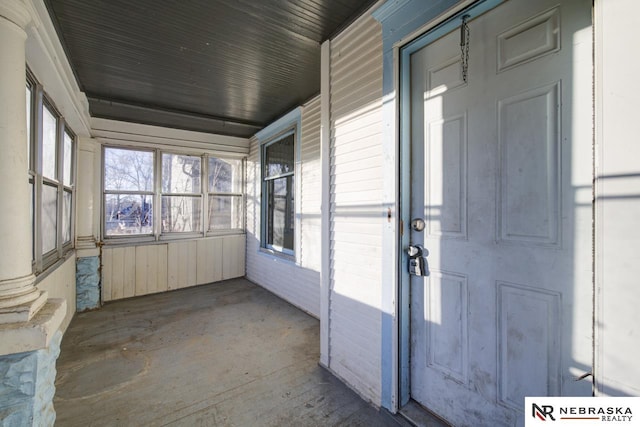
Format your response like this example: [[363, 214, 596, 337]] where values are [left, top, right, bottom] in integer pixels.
[[395, 0, 506, 409]]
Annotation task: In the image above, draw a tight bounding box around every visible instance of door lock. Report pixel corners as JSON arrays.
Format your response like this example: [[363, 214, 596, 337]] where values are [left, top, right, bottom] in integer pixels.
[[411, 218, 426, 232], [407, 244, 422, 257], [407, 245, 427, 277]]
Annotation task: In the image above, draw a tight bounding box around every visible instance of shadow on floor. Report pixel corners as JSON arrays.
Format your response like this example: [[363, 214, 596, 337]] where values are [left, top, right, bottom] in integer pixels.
[[54, 278, 406, 426]]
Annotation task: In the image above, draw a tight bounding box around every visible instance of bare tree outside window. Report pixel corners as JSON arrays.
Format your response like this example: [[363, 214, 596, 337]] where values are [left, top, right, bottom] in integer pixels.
[[103, 147, 243, 239], [161, 153, 201, 233], [208, 158, 243, 231], [104, 148, 154, 235]]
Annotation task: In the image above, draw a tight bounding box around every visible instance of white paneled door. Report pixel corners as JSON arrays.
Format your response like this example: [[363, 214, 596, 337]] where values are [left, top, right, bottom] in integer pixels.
[[408, 0, 593, 425]]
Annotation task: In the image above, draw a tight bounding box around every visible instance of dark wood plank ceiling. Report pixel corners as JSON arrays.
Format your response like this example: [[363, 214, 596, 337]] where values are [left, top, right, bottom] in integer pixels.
[[45, 0, 377, 137]]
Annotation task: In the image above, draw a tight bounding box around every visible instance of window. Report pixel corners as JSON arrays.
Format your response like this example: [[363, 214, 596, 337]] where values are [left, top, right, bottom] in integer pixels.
[[162, 153, 201, 233], [103, 147, 244, 240], [208, 158, 243, 231], [255, 107, 301, 257], [27, 71, 75, 272], [27, 81, 33, 260], [62, 131, 74, 243], [262, 132, 295, 254], [104, 147, 154, 236]]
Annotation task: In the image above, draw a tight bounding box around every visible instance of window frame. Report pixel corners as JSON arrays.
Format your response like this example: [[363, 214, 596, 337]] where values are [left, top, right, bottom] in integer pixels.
[[27, 69, 76, 274], [101, 145, 245, 243], [102, 146, 156, 241], [27, 76, 35, 262], [254, 107, 302, 260], [207, 157, 245, 234], [160, 151, 203, 237], [62, 129, 75, 245], [261, 129, 297, 256]]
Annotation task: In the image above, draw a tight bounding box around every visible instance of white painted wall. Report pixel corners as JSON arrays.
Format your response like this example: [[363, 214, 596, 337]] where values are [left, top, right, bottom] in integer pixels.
[[595, 0, 640, 397], [328, 14, 384, 405], [102, 235, 245, 302], [36, 255, 76, 332], [91, 118, 249, 155], [245, 97, 321, 318]]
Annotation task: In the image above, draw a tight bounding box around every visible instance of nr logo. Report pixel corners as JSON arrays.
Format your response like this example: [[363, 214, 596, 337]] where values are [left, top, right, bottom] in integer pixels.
[[533, 403, 556, 421]]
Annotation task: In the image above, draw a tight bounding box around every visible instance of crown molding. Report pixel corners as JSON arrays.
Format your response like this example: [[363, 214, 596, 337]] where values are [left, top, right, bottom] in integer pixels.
[[0, 0, 32, 30], [24, 0, 91, 136]]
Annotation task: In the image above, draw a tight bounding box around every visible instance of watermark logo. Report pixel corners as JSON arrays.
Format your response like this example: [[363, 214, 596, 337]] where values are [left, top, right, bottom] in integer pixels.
[[532, 403, 556, 421], [525, 397, 640, 426]]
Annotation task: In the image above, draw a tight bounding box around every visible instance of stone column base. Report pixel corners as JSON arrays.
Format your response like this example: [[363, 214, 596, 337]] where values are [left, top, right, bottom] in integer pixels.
[[0, 330, 63, 426], [0, 299, 66, 357], [76, 257, 101, 312], [0, 299, 65, 426]]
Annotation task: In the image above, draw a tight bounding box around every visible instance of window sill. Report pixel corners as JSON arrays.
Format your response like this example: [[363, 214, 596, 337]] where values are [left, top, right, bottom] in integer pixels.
[[258, 247, 296, 264], [205, 229, 246, 237], [101, 232, 246, 248], [35, 248, 75, 284], [102, 235, 157, 246]]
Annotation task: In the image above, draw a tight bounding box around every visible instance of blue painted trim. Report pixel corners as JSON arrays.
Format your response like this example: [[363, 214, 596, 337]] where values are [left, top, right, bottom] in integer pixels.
[[371, 0, 411, 22], [399, 0, 504, 58], [254, 107, 302, 141], [255, 108, 302, 257]]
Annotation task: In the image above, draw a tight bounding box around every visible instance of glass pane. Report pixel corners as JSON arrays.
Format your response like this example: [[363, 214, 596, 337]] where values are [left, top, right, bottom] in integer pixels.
[[209, 158, 242, 193], [265, 134, 294, 178], [29, 179, 34, 260], [161, 196, 201, 233], [267, 175, 294, 251], [63, 132, 73, 186], [104, 194, 153, 236], [42, 183, 57, 254], [208, 195, 242, 230], [63, 190, 72, 243], [104, 148, 154, 192], [162, 153, 201, 193], [42, 105, 57, 180], [26, 85, 31, 168]]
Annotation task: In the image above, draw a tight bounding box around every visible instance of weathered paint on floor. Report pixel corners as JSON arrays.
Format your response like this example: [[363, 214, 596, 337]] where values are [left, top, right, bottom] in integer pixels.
[[54, 278, 406, 426]]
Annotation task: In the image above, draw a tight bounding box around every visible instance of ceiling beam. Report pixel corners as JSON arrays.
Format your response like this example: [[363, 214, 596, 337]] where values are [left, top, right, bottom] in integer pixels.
[[87, 96, 263, 138]]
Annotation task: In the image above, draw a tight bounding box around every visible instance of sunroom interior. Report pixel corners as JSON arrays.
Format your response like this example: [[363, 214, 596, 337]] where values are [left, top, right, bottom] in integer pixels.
[[1, 0, 387, 424], [31, 0, 379, 307], [16, 0, 385, 313], [2, 0, 640, 425]]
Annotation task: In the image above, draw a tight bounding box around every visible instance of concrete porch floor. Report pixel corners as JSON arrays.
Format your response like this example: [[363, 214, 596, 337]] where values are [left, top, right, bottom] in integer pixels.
[[54, 278, 408, 426]]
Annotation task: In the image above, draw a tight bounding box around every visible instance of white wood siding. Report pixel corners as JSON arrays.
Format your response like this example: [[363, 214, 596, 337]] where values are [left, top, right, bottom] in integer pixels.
[[328, 14, 384, 404], [102, 235, 244, 302], [300, 98, 322, 272], [595, 0, 640, 397], [245, 97, 321, 317]]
